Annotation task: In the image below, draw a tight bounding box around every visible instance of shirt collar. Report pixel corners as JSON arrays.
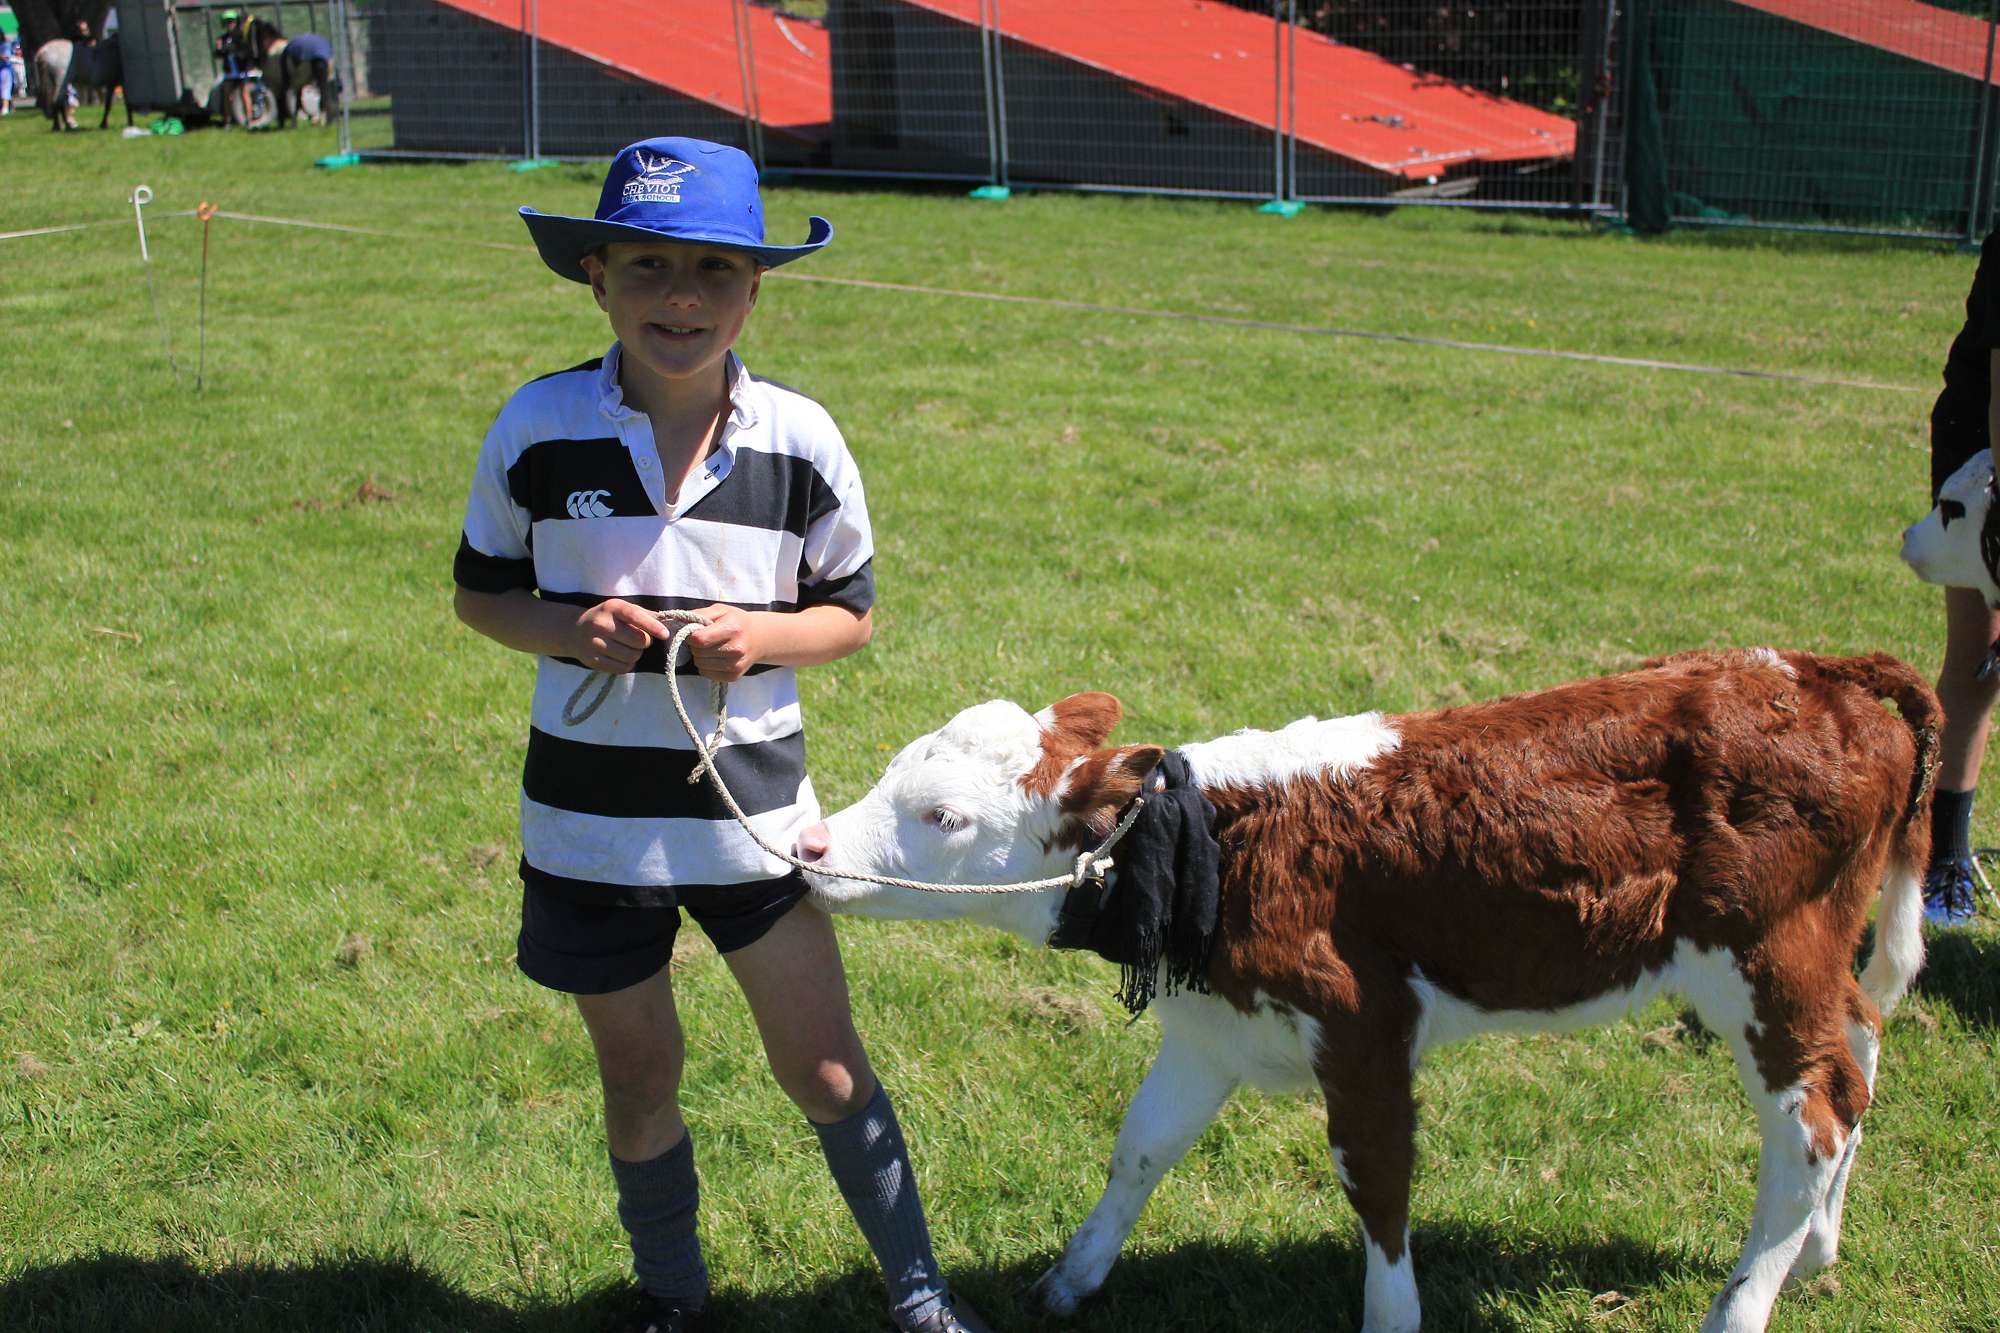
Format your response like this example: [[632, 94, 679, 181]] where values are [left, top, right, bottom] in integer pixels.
[[596, 344, 760, 433]]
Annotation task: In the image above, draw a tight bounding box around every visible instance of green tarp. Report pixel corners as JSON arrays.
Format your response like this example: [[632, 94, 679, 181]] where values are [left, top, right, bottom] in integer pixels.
[[1626, 0, 1994, 234]]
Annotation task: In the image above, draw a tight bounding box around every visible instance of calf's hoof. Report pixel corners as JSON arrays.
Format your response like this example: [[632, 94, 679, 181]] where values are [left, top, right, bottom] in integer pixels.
[[1030, 1267, 1088, 1317]]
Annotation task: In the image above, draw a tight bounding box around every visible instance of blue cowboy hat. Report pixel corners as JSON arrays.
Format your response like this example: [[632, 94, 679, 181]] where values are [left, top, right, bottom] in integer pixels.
[[520, 137, 831, 283]]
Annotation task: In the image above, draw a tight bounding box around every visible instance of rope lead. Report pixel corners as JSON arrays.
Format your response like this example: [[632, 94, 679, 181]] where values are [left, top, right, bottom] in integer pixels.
[[561, 616, 1141, 895]]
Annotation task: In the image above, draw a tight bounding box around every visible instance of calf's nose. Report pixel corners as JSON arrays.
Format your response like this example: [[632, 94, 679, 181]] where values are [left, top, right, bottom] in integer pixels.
[[795, 822, 831, 864]]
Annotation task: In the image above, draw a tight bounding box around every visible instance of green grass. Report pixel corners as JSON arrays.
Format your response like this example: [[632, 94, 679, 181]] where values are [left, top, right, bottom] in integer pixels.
[[3, 118, 1998, 1333]]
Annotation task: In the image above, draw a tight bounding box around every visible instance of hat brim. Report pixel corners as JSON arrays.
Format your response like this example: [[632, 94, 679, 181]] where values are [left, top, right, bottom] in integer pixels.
[[519, 208, 832, 282]]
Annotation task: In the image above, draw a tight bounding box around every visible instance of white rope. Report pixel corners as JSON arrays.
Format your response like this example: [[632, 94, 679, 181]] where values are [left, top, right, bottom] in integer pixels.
[[7, 205, 1926, 395], [562, 615, 1141, 895]]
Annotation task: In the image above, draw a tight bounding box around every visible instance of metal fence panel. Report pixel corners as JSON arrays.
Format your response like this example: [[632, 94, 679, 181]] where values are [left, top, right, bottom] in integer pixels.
[[1626, 0, 1997, 241], [343, 0, 529, 159], [1283, 0, 1616, 211], [321, 0, 2000, 242], [825, 0, 996, 181], [982, 0, 1286, 198]]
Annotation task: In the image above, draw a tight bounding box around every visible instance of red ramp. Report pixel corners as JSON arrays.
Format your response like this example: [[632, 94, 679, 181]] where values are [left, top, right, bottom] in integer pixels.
[[1719, 0, 1999, 83], [433, 0, 832, 142], [898, 0, 1575, 179]]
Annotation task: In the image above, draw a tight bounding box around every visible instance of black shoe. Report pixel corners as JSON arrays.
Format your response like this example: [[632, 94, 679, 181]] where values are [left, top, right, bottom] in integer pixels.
[[607, 1292, 710, 1333], [899, 1299, 996, 1333]]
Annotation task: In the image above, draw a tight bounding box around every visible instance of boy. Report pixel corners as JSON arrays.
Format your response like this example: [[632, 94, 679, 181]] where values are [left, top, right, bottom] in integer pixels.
[[1924, 228, 2000, 928], [453, 138, 993, 1333]]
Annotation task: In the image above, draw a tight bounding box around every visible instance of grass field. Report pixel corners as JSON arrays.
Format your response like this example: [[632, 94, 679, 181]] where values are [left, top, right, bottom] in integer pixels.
[[3, 116, 1998, 1333]]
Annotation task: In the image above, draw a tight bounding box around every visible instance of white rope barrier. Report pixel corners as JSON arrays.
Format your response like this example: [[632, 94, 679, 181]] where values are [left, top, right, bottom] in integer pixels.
[[3, 202, 1927, 395]]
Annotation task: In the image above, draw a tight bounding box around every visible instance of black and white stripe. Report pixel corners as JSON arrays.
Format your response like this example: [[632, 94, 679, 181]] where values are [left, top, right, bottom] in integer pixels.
[[458, 345, 872, 898]]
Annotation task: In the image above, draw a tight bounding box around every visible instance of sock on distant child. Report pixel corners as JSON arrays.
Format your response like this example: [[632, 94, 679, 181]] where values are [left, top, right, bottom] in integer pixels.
[[609, 1133, 709, 1312], [811, 1082, 950, 1328], [1932, 787, 1976, 865]]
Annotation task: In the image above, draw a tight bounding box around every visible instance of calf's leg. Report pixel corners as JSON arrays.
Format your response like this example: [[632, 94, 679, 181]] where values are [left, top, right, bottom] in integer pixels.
[[1033, 1030, 1236, 1315], [1681, 947, 1868, 1333], [1322, 1047, 1421, 1333], [1786, 995, 1881, 1285]]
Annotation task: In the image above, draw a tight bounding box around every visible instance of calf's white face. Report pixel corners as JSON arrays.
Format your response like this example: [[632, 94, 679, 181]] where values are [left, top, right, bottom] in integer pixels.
[[799, 693, 1160, 940], [1901, 449, 2000, 604]]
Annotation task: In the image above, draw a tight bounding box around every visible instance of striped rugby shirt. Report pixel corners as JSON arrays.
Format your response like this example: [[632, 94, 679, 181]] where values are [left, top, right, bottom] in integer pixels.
[[454, 344, 874, 904]]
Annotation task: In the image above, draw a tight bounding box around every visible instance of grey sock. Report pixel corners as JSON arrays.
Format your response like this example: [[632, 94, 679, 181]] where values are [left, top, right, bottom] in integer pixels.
[[609, 1134, 708, 1311], [811, 1082, 949, 1325]]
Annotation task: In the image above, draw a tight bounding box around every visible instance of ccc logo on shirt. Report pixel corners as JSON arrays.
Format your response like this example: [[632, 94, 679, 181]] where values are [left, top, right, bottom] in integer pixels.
[[566, 489, 615, 519]]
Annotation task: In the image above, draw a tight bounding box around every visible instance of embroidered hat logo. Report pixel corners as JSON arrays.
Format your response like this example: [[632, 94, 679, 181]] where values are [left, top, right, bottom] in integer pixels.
[[624, 150, 697, 205]]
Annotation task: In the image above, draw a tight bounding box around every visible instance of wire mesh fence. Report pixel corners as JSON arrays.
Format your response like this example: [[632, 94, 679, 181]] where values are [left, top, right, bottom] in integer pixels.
[[317, 0, 2000, 240], [109, 0, 350, 128]]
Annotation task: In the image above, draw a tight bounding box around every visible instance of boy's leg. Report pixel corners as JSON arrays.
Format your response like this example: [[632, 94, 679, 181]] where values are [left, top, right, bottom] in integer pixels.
[[520, 887, 708, 1317], [721, 902, 956, 1329], [574, 969, 711, 1316], [1929, 585, 2000, 924]]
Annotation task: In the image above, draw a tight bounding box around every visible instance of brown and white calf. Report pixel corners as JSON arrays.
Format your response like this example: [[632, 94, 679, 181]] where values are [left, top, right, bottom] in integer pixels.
[[797, 649, 1937, 1333]]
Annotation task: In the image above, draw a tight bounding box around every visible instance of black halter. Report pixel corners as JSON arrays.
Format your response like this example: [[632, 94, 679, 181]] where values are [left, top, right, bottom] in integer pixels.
[[1047, 750, 1222, 1014]]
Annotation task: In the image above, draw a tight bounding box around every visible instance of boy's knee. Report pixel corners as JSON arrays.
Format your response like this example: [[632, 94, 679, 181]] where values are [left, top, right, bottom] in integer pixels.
[[779, 1059, 875, 1123], [597, 1055, 683, 1117]]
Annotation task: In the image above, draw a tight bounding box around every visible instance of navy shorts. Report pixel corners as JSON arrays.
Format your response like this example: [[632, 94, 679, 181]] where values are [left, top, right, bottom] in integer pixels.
[[517, 871, 810, 995]]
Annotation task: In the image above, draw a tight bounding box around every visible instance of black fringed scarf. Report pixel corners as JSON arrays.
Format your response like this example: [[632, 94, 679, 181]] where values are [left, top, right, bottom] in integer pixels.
[[1048, 750, 1221, 1014]]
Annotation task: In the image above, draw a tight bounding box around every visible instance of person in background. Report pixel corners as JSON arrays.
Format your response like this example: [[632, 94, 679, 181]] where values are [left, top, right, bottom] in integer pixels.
[[213, 10, 255, 127], [0, 31, 21, 114], [1923, 228, 2000, 928]]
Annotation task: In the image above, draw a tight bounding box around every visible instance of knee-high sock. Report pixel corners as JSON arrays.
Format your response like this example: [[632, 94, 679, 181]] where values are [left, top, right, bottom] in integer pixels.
[[610, 1134, 709, 1310], [811, 1082, 949, 1325]]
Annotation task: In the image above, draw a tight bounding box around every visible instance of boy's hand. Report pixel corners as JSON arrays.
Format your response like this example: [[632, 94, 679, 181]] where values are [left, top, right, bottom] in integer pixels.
[[571, 598, 669, 674], [686, 605, 763, 683]]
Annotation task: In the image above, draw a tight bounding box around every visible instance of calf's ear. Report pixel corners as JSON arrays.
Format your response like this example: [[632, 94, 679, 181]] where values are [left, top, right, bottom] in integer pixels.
[[1061, 744, 1167, 838], [1036, 692, 1123, 750]]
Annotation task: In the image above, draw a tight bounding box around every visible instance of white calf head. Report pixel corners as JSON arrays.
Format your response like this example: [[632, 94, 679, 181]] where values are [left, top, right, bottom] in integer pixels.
[[1902, 449, 2000, 605], [800, 692, 1164, 940]]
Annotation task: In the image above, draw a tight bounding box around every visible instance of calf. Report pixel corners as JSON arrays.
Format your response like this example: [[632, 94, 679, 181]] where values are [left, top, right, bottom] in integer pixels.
[[798, 649, 1937, 1333], [1902, 447, 2000, 606]]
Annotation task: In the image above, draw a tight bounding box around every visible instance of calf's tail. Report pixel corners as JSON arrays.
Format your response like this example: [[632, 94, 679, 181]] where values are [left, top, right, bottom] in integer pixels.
[[1808, 653, 1938, 1016]]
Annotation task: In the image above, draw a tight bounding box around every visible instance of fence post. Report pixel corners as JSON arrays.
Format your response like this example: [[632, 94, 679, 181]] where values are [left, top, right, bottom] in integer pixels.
[[989, 0, 1012, 191], [1271, 0, 1283, 203], [731, 0, 765, 169], [978, 0, 1000, 187], [332, 0, 350, 156], [1571, 0, 1610, 212], [318, 0, 361, 166], [1286, 0, 1297, 203], [1970, 3, 1999, 246], [527, 0, 541, 162]]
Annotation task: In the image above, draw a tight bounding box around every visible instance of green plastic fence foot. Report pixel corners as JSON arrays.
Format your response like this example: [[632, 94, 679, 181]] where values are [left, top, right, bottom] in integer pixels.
[[1257, 199, 1304, 217], [968, 184, 1011, 200], [315, 152, 361, 169], [509, 158, 558, 173]]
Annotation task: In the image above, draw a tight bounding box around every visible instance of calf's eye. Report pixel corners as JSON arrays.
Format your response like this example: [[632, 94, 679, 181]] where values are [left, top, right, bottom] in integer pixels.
[[930, 808, 966, 834], [1942, 498, 1968, 528]]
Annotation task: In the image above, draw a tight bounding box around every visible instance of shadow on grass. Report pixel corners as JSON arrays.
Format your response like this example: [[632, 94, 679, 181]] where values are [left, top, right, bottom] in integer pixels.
[[0, 1251, 539, 1333], [0, 1224, 1684, 1333], [947, 1224, 1680, 1333], [1914, 926, 2000, 1029]]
